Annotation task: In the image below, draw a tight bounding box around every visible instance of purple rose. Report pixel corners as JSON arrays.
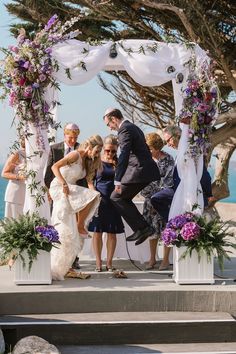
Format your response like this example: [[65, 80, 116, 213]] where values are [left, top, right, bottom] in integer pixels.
[[180, 222, 200, 241]]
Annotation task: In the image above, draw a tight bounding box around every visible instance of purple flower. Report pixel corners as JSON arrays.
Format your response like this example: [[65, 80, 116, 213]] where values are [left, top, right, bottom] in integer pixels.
[[45, 47, 52, 55], [180, 222, 200, 241], [45, 14, 58, 31], [32, 83, 40, 89], [167, 215, 190, 229], [35, 225, 60, 243], [39, 74, 46, 82], [161, 228, 178, 246]]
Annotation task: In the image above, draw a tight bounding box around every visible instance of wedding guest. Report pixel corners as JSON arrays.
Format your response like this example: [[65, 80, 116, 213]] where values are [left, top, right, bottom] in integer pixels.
[[88, 135, 124, 272], [103, 108, 160, 246], [49, 135, 103, 280], [1, 139, 26, 218], [141, 133, 175, 270], [151, 125, 213, 269], [44, 122, 86, 270]]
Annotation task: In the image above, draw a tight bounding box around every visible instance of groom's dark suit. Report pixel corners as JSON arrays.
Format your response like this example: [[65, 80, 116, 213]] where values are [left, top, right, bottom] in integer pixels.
[[110, 120, 160, 243], [44, 141, 87, 189]]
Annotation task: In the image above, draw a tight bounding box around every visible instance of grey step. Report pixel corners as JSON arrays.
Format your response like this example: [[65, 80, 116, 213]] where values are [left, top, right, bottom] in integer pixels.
[[2, 288, 236, 316], [58, 343, 236, 354], [1, 312, 236, 346]]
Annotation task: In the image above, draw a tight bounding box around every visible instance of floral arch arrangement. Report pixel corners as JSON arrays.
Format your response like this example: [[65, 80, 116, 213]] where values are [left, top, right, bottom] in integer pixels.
[[0, 14, 219, 219]]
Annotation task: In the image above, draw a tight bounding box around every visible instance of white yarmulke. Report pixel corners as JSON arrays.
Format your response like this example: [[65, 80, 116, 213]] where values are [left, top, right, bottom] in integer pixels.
[[104, 107, 117, 117]]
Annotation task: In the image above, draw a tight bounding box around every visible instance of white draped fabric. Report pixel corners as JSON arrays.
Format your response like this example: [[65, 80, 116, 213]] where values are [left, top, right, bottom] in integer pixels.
[[23, 123, 51, 220], [25, 39, 209, 220]]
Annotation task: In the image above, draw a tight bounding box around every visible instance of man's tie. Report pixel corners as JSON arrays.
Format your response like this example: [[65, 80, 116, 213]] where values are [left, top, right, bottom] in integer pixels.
[[65, 147, 71, 155]]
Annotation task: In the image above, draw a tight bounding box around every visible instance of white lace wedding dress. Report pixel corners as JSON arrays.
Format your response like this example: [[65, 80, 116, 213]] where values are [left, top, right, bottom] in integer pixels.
[[49, 156, 100, 280]]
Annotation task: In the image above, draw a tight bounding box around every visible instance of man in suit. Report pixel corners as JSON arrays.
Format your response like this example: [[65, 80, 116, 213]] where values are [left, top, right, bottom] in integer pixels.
[[151, 125, 215, 222], [44, 122, 84, 269], [103, 108, 160, 246]]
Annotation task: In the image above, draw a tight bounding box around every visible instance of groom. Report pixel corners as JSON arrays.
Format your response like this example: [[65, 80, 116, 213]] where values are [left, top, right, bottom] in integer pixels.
[[103, 108, 160, 245]]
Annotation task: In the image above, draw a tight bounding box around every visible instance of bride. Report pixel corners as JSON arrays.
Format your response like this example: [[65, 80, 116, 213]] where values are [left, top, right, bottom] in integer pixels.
[[49, 135, 103, 280]]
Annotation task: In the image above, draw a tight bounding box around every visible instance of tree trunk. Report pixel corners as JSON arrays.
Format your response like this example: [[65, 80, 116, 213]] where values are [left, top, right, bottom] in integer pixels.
[[212, 137, 236, 201]]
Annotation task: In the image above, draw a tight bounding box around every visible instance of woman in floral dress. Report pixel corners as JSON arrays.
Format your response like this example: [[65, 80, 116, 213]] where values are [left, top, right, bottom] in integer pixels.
[[141, 133, 174, 270]]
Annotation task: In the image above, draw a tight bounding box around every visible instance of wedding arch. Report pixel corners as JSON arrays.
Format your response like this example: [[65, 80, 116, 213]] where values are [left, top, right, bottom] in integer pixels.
[[1, 16, 218, 222]]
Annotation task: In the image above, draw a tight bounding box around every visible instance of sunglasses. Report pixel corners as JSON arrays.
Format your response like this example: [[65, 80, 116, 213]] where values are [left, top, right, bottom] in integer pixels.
[[165, 135, 174, 144], [104, 149, 117, 154]]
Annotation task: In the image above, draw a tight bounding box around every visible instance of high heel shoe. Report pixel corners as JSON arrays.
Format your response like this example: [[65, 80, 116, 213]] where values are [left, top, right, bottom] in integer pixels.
[[106, 266, 116, 272], [95, 267, 102, 272]]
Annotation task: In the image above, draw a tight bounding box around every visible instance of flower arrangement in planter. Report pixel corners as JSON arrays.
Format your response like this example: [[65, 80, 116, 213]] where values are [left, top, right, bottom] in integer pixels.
[[0, 212, 60, 271], [161, 212, 236, 270]]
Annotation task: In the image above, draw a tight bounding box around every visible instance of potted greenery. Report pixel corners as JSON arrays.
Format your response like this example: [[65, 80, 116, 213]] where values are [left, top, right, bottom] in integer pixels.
[[0, 212, 60, 284], [161, 212, 236, 284]]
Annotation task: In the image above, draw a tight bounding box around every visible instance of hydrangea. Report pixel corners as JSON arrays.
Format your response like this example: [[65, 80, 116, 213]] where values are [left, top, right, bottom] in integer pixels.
[[161, 212, 200, 246], [35, 225, 60, 243], [180, 221, 200, 241], [167, 214, 193, 230], [161, 228, 178, 246]]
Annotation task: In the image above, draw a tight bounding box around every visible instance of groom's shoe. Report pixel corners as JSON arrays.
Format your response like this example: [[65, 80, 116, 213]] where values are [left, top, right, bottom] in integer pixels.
[[126, 229, 143, 242], [135, 226, 154, 246], [127, 226, 153, 242]]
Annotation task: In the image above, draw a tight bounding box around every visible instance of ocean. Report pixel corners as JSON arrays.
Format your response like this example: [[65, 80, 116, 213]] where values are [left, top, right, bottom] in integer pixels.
[[0, 163, 236, 219]]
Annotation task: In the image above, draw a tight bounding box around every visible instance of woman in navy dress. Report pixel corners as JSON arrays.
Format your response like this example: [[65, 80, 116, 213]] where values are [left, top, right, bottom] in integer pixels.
[[88, 135, 124, 272]]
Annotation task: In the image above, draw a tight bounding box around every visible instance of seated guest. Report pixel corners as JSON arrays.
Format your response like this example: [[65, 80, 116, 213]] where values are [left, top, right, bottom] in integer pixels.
[[1, 138, 26, 218], [88, 135, 124, 272], [151, 125, 214, 269], [141, 133, 175, 270]]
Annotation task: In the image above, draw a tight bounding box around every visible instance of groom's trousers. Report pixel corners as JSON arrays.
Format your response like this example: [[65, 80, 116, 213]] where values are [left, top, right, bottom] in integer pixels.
[[110, 182, 149, 232]]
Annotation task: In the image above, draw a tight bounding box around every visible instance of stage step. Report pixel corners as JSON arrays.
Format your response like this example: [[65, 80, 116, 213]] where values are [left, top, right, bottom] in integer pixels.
[[1, 312, 236, 346], [58, 343, 236, 354]]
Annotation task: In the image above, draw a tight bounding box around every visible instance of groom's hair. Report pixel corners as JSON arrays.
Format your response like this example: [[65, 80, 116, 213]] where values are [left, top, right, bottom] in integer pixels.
[[104, 108, 123, 120]]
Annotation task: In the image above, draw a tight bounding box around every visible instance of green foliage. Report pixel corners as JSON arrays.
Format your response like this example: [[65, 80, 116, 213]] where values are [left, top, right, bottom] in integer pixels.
[[180, 215, 236, 270], [0, 212, 53, 271]]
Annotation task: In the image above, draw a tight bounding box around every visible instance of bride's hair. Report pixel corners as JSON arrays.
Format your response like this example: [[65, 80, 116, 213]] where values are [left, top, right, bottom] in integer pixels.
[[80, 135, 103, 182]]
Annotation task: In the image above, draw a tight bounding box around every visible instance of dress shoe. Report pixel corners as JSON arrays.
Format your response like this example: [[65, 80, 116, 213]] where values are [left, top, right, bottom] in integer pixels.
[[72, 257, 80, 270], [135, 226, 154, 246], [126, 229, 143, 242]]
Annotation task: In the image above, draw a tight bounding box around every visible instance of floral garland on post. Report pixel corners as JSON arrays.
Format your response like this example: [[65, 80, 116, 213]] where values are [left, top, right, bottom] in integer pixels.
[[0, 14, 80, 207], [178, 54, 220, 160], [1, 14, 80, 131]]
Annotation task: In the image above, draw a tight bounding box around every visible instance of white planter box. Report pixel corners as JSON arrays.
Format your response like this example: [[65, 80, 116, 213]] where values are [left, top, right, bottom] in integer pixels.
[[14, 250, 52, 285], [173, 246, 214, 285]]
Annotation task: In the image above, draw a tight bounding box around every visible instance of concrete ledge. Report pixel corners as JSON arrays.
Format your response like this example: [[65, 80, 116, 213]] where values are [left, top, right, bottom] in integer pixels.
[[1, 312, 236, 345]]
